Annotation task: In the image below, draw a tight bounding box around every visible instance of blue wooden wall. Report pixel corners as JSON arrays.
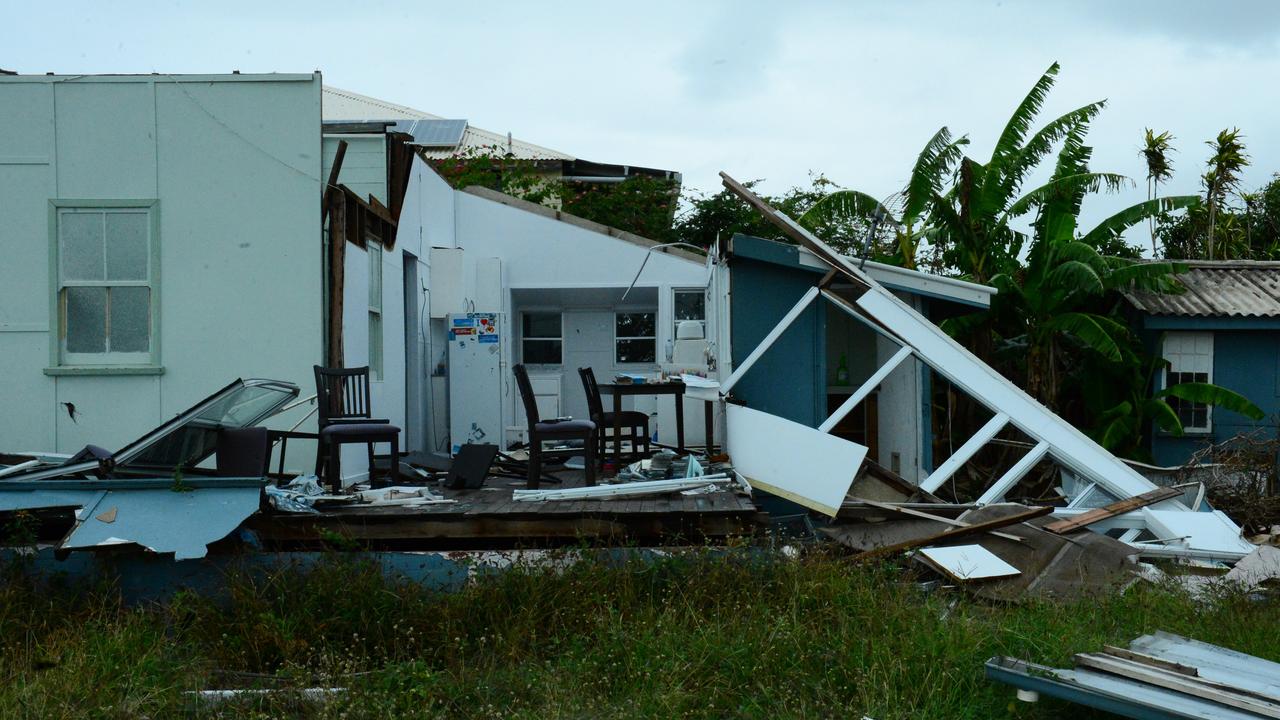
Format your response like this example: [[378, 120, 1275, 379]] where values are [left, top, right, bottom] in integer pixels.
[[728, 235, 827, 428], [1144, 320, 1280, 466]]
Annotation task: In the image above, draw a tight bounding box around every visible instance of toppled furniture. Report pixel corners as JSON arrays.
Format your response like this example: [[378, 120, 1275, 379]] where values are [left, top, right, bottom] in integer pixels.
[[514, 363, 595, 489], [313, 365, 400, 492], [579, 366, 649, 466]]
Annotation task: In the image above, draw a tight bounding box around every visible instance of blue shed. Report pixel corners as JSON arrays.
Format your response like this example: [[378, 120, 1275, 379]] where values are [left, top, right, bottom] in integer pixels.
[[724, 234, 995, 482], [1123, 261, 1280, 466]]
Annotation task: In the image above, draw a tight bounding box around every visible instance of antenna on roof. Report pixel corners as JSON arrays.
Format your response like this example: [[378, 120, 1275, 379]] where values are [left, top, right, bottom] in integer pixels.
[[855, 189, 906, 270], [507, 131, 513, 156]]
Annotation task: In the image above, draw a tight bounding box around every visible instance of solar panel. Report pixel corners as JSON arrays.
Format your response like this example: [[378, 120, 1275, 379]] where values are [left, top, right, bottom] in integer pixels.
[[396, 118, 468, 148]]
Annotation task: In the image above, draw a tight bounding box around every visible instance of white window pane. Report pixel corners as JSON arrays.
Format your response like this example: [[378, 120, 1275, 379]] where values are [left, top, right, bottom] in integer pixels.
[[368, 245, 382, 310], [66, 286, 107, 353], [60, 212, 105, 281], [109, 286, 150, 352], [105, 212, 148, 281], [369, 311, 383, 379], [675, 291, 705, 321]]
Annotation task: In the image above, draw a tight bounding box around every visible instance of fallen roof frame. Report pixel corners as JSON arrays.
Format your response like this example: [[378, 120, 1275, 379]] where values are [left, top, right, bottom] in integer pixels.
[[717, 172, 1250, 559]]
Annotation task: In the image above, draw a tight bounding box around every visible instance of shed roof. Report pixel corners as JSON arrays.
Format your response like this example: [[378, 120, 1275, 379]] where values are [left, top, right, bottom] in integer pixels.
[[322, 85, 574, 161], [1124, 261, 1280, 318]]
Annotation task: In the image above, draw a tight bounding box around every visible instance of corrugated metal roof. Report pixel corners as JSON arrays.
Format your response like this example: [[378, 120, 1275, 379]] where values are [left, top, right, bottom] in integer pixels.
[[322, 85, 575, 161], [1124, 261, 1280, 318]]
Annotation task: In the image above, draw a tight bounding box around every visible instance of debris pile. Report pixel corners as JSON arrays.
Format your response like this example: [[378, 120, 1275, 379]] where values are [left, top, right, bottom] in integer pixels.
[[988, 632, 1280, 718]]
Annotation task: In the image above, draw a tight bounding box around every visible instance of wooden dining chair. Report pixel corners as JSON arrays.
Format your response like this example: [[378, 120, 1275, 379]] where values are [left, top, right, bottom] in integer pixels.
[[513, 363, 595, 489], [578, 366, 650, 467], [313, 365, 401, 492]]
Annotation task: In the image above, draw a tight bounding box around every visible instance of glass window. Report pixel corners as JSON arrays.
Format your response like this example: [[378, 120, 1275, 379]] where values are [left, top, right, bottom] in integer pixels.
[[674, 288, 706, 336], [522, 312, 562, 364], [1163, 331, 1214, 432], [55, 206, 155, 366], [616, 312, 656, 364], [368, 241, 384, 380]]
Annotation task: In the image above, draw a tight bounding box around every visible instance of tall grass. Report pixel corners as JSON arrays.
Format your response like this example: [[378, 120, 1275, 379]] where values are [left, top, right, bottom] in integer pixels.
[[0, 548, 1274, 719]]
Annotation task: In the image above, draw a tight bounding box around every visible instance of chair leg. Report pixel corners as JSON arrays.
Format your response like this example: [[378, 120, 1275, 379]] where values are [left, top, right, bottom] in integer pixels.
[[327, 441, 342, 493], [584, 432, 596, 487], [389, 436, 400, 485], [367, 443, 377, 487], [314, 439, 325, 477], [528, 439, 541, 490]]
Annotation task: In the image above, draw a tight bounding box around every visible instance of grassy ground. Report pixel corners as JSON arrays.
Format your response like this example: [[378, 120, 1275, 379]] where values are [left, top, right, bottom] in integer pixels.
[[0, 547, 1274, 719]]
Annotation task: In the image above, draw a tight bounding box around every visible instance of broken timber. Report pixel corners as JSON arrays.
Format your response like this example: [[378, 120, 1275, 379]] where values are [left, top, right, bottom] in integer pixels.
[[716, 172, 1250, 558], [851, 504, 1053, 562], [1044, 486, 1184, 535]]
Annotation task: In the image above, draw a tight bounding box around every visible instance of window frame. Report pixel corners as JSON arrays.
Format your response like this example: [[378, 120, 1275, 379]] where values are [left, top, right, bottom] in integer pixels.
[[1162, 331, 1214, 433], [521, 311, 563, 365], [367, 240, 384, 381], [614, 310, 658, 365], [46, 199, 162, 376], [673, 287, 707, 337]]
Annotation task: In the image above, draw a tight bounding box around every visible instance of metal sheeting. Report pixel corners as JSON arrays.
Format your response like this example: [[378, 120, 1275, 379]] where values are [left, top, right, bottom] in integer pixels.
[[1128, 632, 1280, 701], [395, 118, 468, 148], [1125, 263, 1280, 318], [986, 656, 1261, 720]]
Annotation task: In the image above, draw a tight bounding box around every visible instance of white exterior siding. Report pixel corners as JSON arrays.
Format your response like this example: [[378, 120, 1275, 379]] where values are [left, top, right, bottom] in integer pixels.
[[0, 74, 324, 458], [341, 156, 709, 460]]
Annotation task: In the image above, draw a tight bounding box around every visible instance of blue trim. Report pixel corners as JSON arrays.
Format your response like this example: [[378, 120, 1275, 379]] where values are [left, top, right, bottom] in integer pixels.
[[729, 234, 824, 274], [1144, 315, 1280, 330], [985, 659, 1186, 720]]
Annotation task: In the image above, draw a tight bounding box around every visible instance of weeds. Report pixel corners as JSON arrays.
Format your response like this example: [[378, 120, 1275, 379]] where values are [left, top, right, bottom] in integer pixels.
[[0, 548, 1276, 718]]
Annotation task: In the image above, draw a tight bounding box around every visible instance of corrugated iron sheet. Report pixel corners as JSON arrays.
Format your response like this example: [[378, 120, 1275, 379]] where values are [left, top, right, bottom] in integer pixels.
[[1125, 262, 1280, 317]]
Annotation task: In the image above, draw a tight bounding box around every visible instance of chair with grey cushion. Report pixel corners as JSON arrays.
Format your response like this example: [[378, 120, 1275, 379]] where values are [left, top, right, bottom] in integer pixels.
[[314, 365, 401, 492], [513, 363, 595, 489]]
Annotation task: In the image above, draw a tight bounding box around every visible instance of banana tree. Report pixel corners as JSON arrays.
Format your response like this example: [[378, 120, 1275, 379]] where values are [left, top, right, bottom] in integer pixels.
[[1081, 343, 1264, 459], [796, 127, 969, 270]]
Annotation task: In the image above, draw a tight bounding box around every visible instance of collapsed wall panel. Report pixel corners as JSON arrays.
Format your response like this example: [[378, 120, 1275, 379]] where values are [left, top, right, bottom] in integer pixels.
[[726, 403, 867, 516]]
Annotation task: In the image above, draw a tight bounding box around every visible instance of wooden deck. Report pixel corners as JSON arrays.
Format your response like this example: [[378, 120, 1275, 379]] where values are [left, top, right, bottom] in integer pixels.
[[249, 469, 762, 550]]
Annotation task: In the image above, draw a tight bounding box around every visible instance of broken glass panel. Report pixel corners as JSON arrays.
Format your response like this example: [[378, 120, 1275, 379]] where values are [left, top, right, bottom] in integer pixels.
[[65, 286, 107, 353]]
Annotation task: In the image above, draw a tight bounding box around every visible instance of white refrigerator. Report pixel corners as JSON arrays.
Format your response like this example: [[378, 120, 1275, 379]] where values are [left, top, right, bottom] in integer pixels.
[[447, 313, 503, 455]]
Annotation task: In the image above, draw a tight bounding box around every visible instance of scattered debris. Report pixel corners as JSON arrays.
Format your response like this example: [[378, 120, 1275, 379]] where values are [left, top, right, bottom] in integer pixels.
[[988, 632, 1280, 719], [917, 545, 1020, 582], [513, 475, 732, 502]]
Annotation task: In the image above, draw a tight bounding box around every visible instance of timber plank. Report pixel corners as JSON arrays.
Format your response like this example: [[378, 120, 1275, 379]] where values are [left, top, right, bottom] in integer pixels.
[[1045, 487, 1183, 534]]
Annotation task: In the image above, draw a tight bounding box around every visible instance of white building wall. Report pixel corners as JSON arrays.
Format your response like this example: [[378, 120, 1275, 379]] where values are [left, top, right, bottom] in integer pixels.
[[365, 157, 710, 455], [0, 74, 323, 462], [875, 291, 924, 481]]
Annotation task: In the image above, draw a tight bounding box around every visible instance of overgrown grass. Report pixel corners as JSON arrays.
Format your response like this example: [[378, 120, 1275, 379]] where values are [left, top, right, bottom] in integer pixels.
[[0, 548, 1274, 719]]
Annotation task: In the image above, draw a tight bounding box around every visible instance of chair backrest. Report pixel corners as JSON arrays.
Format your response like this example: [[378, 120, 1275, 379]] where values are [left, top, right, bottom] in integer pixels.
[[512, 363, 541, 427], [216, 426, 271, 477], [578, 366, 604, 421], [314, 365, 372, 428]]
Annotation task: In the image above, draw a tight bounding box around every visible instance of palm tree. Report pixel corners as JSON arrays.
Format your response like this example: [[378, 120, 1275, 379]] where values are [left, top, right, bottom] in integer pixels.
[[1141, 129, 1174, 254], [1204, 128, 1249, 259]]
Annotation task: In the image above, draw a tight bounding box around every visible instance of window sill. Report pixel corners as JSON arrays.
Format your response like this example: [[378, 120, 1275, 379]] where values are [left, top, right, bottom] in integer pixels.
[[44, 365, 165, 377]]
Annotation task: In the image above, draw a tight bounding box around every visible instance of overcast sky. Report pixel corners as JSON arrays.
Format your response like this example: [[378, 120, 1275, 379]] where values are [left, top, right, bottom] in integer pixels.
[[6, 0, 1279, 250]]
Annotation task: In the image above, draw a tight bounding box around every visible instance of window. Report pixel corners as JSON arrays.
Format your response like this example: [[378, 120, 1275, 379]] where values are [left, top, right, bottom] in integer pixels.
[[522, 312, 562, 364], [53, 202, 158, 368], [674, 288, 706, 336], [615, 312, 656, 364], [1163, 331, 1214, 432], [368, 241, 384, 381]]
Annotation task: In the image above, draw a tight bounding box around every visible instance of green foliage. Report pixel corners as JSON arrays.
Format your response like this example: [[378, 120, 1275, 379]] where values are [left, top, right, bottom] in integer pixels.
[[2, 551, 1278, 718], [1159, 172, 1280, 260]]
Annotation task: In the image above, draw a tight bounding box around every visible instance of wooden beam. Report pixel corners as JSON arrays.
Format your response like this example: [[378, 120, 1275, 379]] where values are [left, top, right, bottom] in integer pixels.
[[851, 498, 1024, 543], [852, 504, 1053, 562], [1044, 486, 1183, 534], [321, 140, 347, 224], [918, 412, 1009, 494]]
